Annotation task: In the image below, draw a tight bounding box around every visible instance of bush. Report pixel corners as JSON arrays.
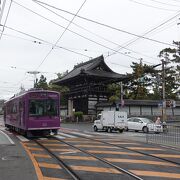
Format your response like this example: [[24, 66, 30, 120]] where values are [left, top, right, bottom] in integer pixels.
[[74, 111, 83, 118], [74, 111, 83, 122]]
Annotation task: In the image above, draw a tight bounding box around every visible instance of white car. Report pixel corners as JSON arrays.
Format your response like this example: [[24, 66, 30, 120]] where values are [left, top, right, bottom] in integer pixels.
[[126, 117, 163, 133]]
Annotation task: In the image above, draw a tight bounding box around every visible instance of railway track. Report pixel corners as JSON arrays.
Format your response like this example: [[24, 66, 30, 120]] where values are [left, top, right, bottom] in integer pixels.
[[60, 132, 180, 167], [34, 139, 80, 180], [22, 131, 180, 179], [34, 138, 143, 180]]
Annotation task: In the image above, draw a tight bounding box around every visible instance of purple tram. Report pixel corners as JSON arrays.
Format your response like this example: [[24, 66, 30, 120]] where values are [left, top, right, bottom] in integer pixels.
[[4, 89, 60, 137]]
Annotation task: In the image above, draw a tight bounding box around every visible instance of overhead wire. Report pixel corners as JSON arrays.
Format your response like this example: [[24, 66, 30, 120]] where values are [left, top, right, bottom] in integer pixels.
[[4, 0, 174, 88], [148, 0, 180, 7], [33, 0, 176, 48], [11, 0, 88, 88], [106, 9, 180, 58], [0, 0, 12, 40], [2, 32, 43, 43], [3, 24, 91, 58], [35, 0, 87, 70], [26, 1, 160, 62], [148, 20, 177, 36], [10, 1, 154, 64], [128, 0, 178, 12]]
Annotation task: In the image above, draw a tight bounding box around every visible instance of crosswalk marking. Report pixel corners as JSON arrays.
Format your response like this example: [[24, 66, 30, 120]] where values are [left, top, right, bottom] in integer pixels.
[[88, 150, 144, 156], [151, 154, 180, 158], [58, 132, 77, 138], [127, 147, 164, 151], [70, 165, 121, 174], [38, 138, 48, 140], [16, 135, 29, 142], [75, 144, 119, 149], [54, 135, 66, 139], [32, 154, 51, 158], [130, 170, 180, 179], [38, 162, 61, 169], [84, 131, 115, 136], [59, 155, 97, 161], [43, 177, 66, 180], [105, 158, 177, 167], [69, 131, 93, 137]]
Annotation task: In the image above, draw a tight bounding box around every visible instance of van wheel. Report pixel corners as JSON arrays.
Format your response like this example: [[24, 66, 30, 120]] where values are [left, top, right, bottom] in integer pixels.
[[143, 126, 149, 133], [107, 127, 112, 133], [119, 129, 123, 133], [94, 126, 98, 132]]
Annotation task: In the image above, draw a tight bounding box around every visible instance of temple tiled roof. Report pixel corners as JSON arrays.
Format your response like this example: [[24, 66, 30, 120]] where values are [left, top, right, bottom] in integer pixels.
[[54, 55, 127, 85]]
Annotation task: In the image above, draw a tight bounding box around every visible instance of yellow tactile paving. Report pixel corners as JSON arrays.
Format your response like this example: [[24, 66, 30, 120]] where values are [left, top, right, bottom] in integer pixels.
[[21, 143, 44, 180], [105, 158, 177, 167], [38, 162, 61, 169], [32, 154, 51, 158], [151, 154, 180, 158], [110, 142, 140, 145], [65, 140, 102, 144], [27, 147, 44, 151], [41, 143, 68, 147], [130, 170, 180, 179], [49, 148, 80, 152], [74, 145, 119, 149], [127, 147, 164, 151], [24, 143, 38, 146], [70, 165, 121, 174], [43, 177, 66, 180], [88, 150, 144, 156], [95, 139, 127, 141], [38, 140, 59, 143], [59, 155, 97, 161]]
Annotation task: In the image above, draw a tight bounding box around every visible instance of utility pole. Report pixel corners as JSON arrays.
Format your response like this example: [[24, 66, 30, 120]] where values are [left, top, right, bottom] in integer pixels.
[[161, 59, 166, 122], [0, 0, 6, 24], [27, 71, 40, 87], [120, 82, 124, 108]]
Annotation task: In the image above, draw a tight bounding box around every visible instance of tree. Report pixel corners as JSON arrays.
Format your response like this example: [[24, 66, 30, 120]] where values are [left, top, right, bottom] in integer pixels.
[[108, 83, 120, 103], [125, 60, 154, 99], [49, 71, 69, 105], [158, 41, 180, 99], [34, 75, 48, 90]]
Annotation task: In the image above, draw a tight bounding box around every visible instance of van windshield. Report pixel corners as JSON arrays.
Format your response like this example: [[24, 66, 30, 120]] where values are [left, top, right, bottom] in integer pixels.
[[97, 114, 101, 120], [29, 99, 58, 117]]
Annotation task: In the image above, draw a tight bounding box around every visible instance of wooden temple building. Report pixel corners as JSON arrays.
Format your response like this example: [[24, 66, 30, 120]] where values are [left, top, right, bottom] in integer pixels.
[[54, 55, 128, 116]]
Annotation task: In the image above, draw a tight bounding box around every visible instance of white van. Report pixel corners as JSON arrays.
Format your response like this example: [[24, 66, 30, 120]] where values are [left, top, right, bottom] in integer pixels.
[[93, 111, 127, 133]]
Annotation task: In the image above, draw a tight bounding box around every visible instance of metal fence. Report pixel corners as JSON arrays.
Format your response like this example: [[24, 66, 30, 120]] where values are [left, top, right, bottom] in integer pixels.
[[146, 124, 180, 147]]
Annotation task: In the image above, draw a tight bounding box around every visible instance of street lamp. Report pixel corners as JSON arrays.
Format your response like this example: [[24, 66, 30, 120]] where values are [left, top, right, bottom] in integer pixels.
[[27, 71, 40, 87]]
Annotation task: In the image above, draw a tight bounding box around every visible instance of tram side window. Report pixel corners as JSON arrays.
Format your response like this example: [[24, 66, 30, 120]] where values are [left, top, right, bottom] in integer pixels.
[[46, 100, 57, 116], [29, 100, 44, 116], [9, 103, 17, 114]]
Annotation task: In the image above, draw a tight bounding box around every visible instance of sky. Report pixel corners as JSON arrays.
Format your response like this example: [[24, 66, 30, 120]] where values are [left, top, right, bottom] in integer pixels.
[[0, 0, 180, 100]]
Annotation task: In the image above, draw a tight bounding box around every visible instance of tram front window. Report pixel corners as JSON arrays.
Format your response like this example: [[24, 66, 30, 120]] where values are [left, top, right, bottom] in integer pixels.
[[29, 99, 57, 117]]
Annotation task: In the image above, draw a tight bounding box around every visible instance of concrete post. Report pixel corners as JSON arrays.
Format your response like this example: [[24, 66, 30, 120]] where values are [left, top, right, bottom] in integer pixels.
[[68, 99, 73, 116]]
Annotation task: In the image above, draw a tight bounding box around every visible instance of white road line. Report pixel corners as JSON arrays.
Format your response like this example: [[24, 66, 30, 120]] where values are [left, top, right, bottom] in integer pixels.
[[0, 130, 14, 144], [55, 135, 66, 139], [16, 135, 29, 142], [38, 138, 48, 140], [59, 150, 79, 155], [58, 132, 77, 138], [84, 131, 115, 136], [60, 127, 79, 131], [69, 131, 93, 137]]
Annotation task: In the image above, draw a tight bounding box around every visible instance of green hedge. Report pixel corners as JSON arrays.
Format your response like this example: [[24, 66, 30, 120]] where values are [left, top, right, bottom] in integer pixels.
[[74, 111, 83, 118]]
